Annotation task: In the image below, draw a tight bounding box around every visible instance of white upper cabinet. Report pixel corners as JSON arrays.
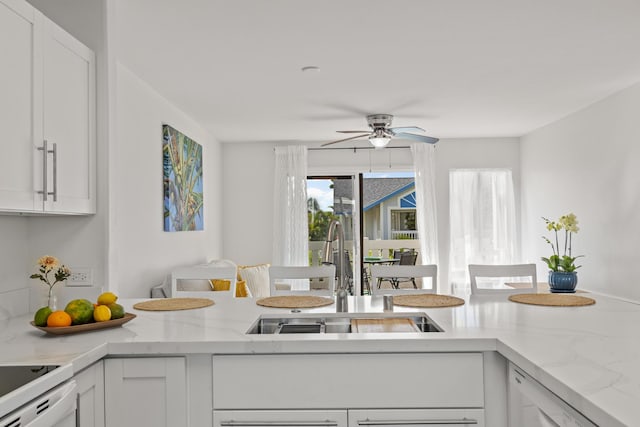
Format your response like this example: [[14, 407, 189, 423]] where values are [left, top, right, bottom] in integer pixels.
[[41, 17, 96, 214], [0, 0, 42, 212], [0, 0, 96, 214]]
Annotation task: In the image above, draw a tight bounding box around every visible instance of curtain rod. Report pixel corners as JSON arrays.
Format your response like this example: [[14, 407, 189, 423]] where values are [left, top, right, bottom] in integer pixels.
[[306, 146, 412, 152]]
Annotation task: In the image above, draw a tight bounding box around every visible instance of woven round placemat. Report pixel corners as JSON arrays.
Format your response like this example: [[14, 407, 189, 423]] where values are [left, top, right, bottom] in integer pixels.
[[133, 298, 214, 311], [508, 293, 595, 307], [256, 295, 334, 309], [392, 294, 465, 308]]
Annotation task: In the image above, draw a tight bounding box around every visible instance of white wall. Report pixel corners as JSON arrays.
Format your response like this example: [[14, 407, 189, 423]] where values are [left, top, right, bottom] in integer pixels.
[[0, 218, 30, 317], [113, 64, 223, 297], [222, 138, 520, 292], [521, 82, 640, 302], [222, 143, 276, 266]]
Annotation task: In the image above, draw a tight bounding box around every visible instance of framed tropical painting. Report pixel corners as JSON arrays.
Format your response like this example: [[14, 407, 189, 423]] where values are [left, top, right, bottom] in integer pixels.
[[162, 124, 204, 231]]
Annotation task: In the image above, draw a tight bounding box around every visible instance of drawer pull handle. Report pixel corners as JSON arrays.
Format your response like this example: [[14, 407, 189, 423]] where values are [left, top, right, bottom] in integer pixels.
[[221, 421, 339, 427], [358, 419, 478, 426]]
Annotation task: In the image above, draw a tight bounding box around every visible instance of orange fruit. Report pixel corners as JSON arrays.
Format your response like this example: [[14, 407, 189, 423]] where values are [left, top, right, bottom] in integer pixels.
[[47, 310, 72, 327]]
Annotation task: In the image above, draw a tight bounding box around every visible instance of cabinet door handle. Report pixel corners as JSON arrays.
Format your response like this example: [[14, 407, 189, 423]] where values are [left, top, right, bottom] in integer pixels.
[[37, 140, 49, 201], [75, 392, 81, 426], [36, 140, 57, 202], [220, 421, 339, 427], [51, 142, 58, 201], [358, 419, 478, 426]]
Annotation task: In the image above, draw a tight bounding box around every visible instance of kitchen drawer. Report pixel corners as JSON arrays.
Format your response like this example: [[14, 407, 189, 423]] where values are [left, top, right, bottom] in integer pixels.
[[214, 410, 348, 427], [212, 353, 484, 409], [349, 409, 484, 427]]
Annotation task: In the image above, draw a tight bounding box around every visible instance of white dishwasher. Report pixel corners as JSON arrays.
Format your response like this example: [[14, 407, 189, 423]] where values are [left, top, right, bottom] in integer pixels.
[[508, 363, 597, 427]]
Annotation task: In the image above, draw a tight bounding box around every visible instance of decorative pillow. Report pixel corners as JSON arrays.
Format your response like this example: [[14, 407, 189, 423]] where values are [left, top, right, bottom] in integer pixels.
[[209, 279, 250, 298], [235, 280, 250, 297], [238, 264, 271, 298]]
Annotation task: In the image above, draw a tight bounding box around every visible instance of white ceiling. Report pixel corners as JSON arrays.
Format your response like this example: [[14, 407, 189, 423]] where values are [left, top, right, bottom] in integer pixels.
[[115, 0, 640, 145]]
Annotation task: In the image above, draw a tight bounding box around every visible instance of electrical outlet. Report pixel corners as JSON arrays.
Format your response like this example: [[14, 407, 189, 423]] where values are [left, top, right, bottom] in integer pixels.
[[67, 268, 93, 287]]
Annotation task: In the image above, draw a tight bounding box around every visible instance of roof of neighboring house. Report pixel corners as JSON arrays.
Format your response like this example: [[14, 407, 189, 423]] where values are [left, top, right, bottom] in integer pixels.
[[327, 177, 415, 214], [331, 179, 355, 215], [363, 178, 415, 211]]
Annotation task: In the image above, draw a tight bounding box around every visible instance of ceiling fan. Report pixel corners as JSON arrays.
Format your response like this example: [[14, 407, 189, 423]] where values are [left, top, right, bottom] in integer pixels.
[[321, 114, 439, 149]]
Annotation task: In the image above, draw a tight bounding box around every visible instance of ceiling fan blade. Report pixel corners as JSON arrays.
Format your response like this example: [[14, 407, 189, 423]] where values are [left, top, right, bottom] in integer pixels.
[[321, 133, 371, 147], [388, 126, 425, 134], [392, 132, 439, 144], [336, 130, 371, 134]]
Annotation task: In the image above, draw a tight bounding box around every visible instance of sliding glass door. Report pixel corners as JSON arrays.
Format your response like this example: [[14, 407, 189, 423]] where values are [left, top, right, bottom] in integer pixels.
[[307, 176, 358, 294], [308, 171, 422, 295]]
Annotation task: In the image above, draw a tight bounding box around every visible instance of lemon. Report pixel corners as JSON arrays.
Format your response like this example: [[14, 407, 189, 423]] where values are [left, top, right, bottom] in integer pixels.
[[97, 291, 118, 305], [34, 306, 52, 327], [93, 305, 111, 322]]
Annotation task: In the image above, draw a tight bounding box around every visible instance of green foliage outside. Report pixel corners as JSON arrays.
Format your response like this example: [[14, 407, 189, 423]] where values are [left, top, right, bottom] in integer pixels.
[[308, 206, 337, 241]]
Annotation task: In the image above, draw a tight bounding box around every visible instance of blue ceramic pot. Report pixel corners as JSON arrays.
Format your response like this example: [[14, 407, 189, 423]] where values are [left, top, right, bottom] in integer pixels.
[[548, 271, 578, 293]]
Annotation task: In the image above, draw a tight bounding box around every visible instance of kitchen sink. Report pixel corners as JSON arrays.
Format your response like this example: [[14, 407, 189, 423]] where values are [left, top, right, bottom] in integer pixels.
[[246, 313, 443, 334]]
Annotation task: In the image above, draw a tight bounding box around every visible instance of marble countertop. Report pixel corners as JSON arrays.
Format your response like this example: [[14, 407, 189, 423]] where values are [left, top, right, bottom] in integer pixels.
[[1, 293, 639, 426]]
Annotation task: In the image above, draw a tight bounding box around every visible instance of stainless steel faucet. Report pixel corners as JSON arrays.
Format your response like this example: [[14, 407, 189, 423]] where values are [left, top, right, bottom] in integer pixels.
[[321, 219, 348, 312]]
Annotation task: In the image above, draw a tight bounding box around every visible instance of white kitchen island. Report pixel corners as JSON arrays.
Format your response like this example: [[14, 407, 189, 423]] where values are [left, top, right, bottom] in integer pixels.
[[1, 293, 638, 427]]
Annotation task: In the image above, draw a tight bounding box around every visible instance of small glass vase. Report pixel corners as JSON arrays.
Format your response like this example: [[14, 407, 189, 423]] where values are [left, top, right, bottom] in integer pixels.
[[43, 287, 58, 310], [548, 271, 578, 293]]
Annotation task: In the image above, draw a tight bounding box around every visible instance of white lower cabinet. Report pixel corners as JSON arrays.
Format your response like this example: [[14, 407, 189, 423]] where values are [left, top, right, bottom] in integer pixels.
[[212, 353, 484, 410], [212, 353, 486, 427], [214, 410, 349, 427], [349, 409, 484, 427], [74, 360, 105, 427], [104, 357, 187, 427]]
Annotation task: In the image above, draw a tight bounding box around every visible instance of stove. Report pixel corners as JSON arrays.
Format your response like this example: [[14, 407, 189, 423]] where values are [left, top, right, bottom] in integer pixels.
[[0, 365, 60, 399], [0, 364, 73, 421]]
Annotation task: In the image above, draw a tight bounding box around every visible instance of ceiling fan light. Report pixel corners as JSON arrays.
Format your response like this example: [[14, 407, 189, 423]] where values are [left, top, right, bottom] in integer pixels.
[[369, 136, 390, 149]]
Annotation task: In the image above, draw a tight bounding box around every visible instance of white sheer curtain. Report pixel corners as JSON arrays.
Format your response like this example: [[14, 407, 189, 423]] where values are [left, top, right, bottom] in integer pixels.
[[273, 146, 309, 274], [448, 169, 516, 290], [411, 144, 439, 267]]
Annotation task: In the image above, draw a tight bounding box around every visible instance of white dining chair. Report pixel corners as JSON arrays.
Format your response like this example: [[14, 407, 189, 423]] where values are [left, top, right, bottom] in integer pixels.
[[468, 264, 537, 295], [268, 265, 336, 296], [170, 264, 238, 298], [370, 264, 438, 296]]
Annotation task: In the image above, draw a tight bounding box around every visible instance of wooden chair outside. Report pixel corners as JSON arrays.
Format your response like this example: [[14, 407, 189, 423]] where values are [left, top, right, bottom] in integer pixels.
[[370, 264, 438, 295]]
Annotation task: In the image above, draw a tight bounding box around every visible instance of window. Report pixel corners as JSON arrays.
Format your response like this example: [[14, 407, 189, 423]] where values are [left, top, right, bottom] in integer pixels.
[[449, 169, 516, 290], [390, 209, 417, 239]]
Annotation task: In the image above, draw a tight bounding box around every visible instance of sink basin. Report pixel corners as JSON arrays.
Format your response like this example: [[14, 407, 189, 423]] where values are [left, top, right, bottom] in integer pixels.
[[246, 313, 443, 334]]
